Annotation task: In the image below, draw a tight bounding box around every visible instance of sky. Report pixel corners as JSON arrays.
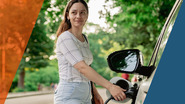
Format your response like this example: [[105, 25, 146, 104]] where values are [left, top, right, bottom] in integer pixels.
[[85, 0, 120, 34], [87, 0, 107, 27], [88, 0, 120, 28]]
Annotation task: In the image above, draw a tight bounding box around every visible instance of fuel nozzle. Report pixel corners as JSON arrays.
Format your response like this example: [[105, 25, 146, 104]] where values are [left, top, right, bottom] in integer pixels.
[[105, 77, 133, 104]]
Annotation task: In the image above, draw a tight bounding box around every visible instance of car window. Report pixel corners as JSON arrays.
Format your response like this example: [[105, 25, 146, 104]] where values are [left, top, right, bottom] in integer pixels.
[[148, 0, 182, 67]]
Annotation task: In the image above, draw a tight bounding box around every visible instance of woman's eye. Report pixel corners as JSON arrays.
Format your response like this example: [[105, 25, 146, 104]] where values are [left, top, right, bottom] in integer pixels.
[[72, 12, 76, 14], [81, 12, 85, 14]]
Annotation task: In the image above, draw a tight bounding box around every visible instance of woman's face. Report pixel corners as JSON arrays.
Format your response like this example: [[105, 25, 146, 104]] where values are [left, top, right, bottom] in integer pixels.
[[67, 2, 88, 29]]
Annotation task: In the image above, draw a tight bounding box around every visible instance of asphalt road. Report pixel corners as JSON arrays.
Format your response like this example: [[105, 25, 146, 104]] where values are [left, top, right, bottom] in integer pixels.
[[5, 94, 54, 104], [5, 88, 132, 104]]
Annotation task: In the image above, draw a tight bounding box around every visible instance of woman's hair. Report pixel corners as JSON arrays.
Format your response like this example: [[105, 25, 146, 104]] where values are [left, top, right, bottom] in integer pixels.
[[56, 0, 88, 38]]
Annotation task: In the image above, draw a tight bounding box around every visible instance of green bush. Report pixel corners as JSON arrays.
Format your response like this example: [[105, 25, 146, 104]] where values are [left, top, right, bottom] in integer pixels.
[[12, 87, 25, 92]]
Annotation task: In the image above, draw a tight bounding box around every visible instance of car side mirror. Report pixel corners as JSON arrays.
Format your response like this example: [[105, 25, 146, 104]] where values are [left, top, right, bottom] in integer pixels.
[[107, 49, 155, 77]]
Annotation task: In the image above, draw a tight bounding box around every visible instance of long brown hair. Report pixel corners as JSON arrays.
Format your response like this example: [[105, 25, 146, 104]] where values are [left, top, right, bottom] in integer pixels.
[[56, 0, 89, 38]]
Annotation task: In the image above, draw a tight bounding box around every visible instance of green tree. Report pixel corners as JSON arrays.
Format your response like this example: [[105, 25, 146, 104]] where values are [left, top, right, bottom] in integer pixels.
[[81, 0, 175, 82], [18, 11, 54, 89], [100, 0, 175, 64], [11, 59, 59, 92], [24, 59, 59, 91], [16, 0, 67, 89], [85, 23, 121, 80]]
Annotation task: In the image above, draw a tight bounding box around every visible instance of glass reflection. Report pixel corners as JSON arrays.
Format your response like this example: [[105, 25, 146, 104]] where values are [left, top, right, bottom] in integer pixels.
[[111, 51, 137, 72]]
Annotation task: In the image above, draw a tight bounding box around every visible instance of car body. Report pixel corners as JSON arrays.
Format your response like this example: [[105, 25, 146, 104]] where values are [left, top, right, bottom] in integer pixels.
[[106, 0, 183, 104]]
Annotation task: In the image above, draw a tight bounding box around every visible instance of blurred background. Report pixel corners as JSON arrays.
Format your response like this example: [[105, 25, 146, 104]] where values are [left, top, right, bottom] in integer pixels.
[[7, 0, 175, 94]]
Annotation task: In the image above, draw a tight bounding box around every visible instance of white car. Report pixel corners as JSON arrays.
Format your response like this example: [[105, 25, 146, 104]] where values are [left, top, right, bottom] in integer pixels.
[[105, 0, 183, 104]]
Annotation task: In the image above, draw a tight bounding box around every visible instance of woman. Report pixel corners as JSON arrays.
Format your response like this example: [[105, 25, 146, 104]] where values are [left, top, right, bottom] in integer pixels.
[[55, 0, 126, 104]]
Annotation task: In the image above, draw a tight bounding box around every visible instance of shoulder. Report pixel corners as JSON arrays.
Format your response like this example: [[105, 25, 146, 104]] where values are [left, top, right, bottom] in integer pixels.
[[57, 31, 73, 43], [58, 31, 72, 40]]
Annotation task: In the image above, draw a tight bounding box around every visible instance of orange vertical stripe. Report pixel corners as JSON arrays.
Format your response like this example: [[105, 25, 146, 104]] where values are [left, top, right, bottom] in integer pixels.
[[0, 0, 44, 104]]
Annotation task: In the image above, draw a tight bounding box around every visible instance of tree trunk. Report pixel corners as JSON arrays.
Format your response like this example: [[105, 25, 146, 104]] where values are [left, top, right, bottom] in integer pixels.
[[18, 68, 25, 89]]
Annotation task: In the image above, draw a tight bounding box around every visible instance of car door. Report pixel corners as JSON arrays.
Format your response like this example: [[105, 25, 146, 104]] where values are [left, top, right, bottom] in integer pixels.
[[135, 0, 183, 104]]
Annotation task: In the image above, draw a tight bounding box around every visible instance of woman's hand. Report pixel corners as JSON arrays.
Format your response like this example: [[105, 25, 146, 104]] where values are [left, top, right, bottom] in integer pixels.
[[74, 61, 126, 102], [107, 84, 126, 101]]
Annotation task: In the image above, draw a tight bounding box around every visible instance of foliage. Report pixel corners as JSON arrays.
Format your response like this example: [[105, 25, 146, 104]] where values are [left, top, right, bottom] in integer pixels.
[[20, 0, 60, 70], [12, 87, 25, 92], [88, 31, 118, 80], [11, 59, 59, 92], [85, 0, 175, 82], [100, 0, 175, 65], [17, 0, 64, 88]]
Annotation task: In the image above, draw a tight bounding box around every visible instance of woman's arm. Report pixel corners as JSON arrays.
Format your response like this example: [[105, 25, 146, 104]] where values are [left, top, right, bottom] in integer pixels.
[[58, 35, 126, 101], [74, 61, 126, 101]]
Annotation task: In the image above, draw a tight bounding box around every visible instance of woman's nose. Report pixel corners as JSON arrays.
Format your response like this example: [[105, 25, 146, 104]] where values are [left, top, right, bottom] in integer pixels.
[[76, 13, 81, 18]]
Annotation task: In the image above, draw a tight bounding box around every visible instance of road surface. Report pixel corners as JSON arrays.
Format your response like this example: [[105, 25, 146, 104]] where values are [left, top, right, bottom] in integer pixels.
[[5, 88, 132, 104]]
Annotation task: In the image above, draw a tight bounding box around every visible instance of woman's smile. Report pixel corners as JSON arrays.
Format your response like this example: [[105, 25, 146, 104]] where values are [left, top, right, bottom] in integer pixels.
[[75, 19, 83, 22]]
